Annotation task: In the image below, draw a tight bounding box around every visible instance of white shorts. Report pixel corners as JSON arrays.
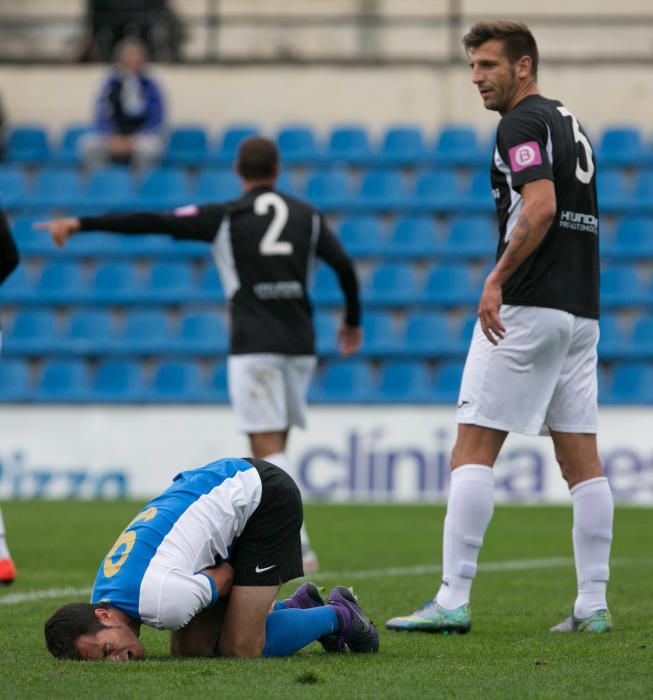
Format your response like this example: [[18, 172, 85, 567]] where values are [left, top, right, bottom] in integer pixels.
[[228, 354, 317, 434], [456, 305, 599, 436]]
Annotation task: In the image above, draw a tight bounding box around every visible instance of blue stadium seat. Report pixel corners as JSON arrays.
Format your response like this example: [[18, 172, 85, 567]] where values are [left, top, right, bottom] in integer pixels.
[[163, 125, 208, 165], [432, 360, 464, 402], [93, 359, 145, 402], [139, 261, 195, 303], [630, 315, 653, 359], [609, 217, 653, 259], [360, 311, 400, 356], [311, 359, 375, 402], [323, 125, 375, 166], [304, 168, 353, 211], [0, 166, 29, 210], [114, 309, 172, 354], [6, 125, 50, 164], [364, 262, 421, 306], [0, 359, 32, 401], [377, 125, 428, 166], [136, 168, 192, 209], [275, 171, 298, 197], [10, 217, 58, 256], [386, 217, 440, 258], [461, 171, 495, 213], [630, 172, 653, 215], [314, 311, 339, 355], [174, 311, 229, 355], [597, 313, 628, 359], [37, 359, 89, 401], [596, 168, 631, 214], [600, 266, 645, 307], [61, 309, 114, 355], [30, 168, 85, 210], [357, 169, 410, 211], [411, 169, 464, 212], [311, 264, 343, 305], [208, 361, 230, 402], [64, 231, 123, 257], [276, 125, 321, 164], [338, 216, 385, 257], [33, 262, 85, 303], [196, 168, 241, 203], [608, 362, 653, 403], [596, 126, 647, 167], [421, 264, 479, 305], [147, 360, 204, 401], [445, 215, 495, 258], [455, 314, 478, 354], [89, 262, 141, 303], [402, 311, 452, 357], [84, 166, 134, 210], [52, 124, 92, 165], [377, 360, 432, 402], [210, 124, 260, 165], [432, 126, 488, 167], [197, 265, 226, 302], [0, 264, 33, 303], [5, 309, 57, 355]]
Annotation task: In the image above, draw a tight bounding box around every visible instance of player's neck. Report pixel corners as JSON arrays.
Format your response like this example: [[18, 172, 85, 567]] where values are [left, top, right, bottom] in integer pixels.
[[111, 607, 141, 636], [503, 80, 539, 114], [242, 178, 276, 192]]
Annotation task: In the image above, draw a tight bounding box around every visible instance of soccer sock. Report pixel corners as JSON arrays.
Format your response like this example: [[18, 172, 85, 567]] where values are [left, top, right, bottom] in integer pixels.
[[0, 508, 10, 559], [435, 464, 494, 610], [571, 476, 613, 619], [262, 607, 339, 657]]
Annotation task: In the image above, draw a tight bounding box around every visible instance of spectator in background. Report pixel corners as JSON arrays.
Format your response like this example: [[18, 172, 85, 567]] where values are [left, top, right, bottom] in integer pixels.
[[80, 37, 165, 169]]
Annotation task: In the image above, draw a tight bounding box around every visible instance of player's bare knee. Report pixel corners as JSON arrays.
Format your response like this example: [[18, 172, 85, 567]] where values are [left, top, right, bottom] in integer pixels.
[[220, 636, 264, 658]]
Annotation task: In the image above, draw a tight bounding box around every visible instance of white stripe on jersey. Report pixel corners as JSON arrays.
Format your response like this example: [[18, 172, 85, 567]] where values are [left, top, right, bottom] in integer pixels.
[[212, 215, 240, 299], [494, 146, 522, 242], [138, 467, 262, 629]]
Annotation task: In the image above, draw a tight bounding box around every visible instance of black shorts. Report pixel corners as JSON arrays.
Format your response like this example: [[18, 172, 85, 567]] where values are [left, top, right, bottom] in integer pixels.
[[230, 459, 304, 587]]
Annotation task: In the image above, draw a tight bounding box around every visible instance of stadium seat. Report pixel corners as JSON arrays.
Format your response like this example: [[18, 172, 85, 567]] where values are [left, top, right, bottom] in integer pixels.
[[432, 360, 465, 403], [174, 310, 229, 355], [0, 264, 33, 303], [597, 313, 628, 359], [210, 124, 260, 165], [444, 216, 495, 258], [630, 315, 653, 359], [360, 311, 401, 356], [276, 125, 321, 164], [432, 126, 488, 167], [311, 264, 343, 305], [596, 126, 648, 167], [139, 261, 196, 303], [10, 218, 58, 256], [600, 266, 645, 307], [196, 168, 241, 203], [208, 360, 230, 402], [135, 168, 192, 209], [61, 309, 114, 355], [92, 360, 144, 402], [64, 232, 123, 257], [356, 169, 411, 212], [275, 171, 298, 197], [376, 360, 432, 402], [324, 125, 375, 166], [377, 125, 428, 166], [30, 168, 85, 210], [163, 125, 208, 165], [338, 216, 385, 258], [421, 264, 479, 305], [314, 311, 339, 355], [0, 359, 32, 401], [0, 166, 29, 210], [33, 262, 85, 303], [52, 124, 92, 165], [114, 309, 173, 354], [364, 262, 421, 306], [411, 169, 465, 212], [36, 359, 89, 401], [6, 125, 50, 164], [386, 217, 440, 258], [304, 168, 353, 211], [84, 166, 134, 210], [311, 359, 375, 402], [195, 264, 225, 302], [609, 217, 653, 259], [608, 362, 653, 403], [630, 172, 653, 215], [402, 311, 453, 357], [5, 309, 57, 355], [461, 171, 495, 213], [147, 360, 204, 401], [596, 168, 631, 214], [89, 262, 141, 304]]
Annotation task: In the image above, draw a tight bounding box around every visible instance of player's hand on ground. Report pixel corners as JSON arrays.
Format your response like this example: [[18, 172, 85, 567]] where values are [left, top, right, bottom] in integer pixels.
[[34, 218, 81, 248], [201, 561, 234, 598], [478, 276, 506, 345], [338, 324, 363, 357]]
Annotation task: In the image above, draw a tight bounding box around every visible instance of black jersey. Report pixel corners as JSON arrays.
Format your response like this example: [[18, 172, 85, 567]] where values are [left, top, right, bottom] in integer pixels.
[[491, 94, 599, 319], [79, 187, 360, 355], [0, 208, 19, 286]]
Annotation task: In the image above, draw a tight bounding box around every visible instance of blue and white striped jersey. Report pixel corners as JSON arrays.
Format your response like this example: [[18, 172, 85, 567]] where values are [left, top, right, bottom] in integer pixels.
[[91, 458, 262, 630]]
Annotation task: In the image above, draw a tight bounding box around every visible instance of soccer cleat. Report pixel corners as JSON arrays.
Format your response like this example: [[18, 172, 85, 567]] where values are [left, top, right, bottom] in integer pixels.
[[385, 598, 471, 633], [302, 545, 320, 574], [326, 586, 379, 653], [550, 608, 612, 633], [0, 558, 16, 586]]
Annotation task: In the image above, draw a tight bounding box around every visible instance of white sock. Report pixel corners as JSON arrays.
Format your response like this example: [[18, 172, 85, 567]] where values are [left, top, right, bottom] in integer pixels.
[[263, 451, 313, 551], [0, 508, 10, 560], [571, 476, 613, 619], [435, 465, 494, 610]]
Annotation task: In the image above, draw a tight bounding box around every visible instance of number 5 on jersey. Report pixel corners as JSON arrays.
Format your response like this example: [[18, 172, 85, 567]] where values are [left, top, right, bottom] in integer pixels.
[[557, 106, 595, 185], [255, 192, 293, 255], [103, 507, 158, 577]]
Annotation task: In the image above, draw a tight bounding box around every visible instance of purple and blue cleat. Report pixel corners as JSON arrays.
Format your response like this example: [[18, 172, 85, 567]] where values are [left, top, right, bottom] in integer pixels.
[[281, 582, 344, 652]]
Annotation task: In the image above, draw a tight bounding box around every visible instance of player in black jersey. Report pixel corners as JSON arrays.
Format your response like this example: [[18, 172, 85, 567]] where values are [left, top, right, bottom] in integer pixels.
[[37, 137, 363, 574], [0, 207, 20, 586], [387, 21, 613, 635]]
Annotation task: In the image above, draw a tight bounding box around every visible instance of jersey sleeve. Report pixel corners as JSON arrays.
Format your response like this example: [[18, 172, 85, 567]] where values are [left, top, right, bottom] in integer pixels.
[[144, 569, 217, 630], [0, 208, 19, 285], [78, 204, 225, 243], [496, 110, 553, 191]]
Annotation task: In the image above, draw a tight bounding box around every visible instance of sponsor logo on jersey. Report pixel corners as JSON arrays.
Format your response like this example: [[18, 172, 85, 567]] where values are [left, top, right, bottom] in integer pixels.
[[559, 210, 598, 234], [508, 141, 542, 172], [254, 280, 303, 299]]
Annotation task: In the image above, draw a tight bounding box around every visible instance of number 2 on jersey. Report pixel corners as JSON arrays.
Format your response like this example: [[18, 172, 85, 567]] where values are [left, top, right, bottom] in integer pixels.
[[255, 192, 293, 255], [556, 106, 595, 184], [103, 507, 158, 577]]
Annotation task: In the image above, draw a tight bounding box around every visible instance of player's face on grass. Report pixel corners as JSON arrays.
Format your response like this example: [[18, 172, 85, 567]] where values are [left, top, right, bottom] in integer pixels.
[[468, 39, 518, 113], [76, 622, 145, 661]]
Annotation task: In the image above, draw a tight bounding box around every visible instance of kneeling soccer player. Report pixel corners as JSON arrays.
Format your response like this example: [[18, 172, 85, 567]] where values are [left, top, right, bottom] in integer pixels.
[[44, 458, 378, 660]]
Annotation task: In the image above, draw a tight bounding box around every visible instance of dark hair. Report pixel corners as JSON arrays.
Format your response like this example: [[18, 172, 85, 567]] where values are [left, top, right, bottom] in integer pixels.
[[463, 21, 539, 79], [44, 602, 110, 660], [237, 136, 279, 180]]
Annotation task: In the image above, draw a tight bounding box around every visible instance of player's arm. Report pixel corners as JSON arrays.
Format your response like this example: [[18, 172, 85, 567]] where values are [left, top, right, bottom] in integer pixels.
[[479, 178, 556, 344], [34, 204, 225, 248], [316, 217, 363, 356], [0, 208, 20, 285]]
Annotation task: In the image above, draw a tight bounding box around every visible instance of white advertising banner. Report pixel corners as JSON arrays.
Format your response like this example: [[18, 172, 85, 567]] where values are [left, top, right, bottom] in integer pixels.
[[0, 406, 651, 504]]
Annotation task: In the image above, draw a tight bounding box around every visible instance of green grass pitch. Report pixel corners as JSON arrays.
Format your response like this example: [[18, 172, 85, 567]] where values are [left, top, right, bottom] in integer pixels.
[[0, 501, 651, 699]]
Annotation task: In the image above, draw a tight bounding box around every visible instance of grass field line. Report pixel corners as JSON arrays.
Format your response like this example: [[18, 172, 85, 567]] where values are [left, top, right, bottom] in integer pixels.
[[1, 556, 645, 606]]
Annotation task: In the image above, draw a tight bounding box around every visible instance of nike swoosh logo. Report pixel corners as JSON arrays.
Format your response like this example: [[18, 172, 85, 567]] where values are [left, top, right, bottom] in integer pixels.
[[255, 564, 277, 574], [457, 400, 470, 408]]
